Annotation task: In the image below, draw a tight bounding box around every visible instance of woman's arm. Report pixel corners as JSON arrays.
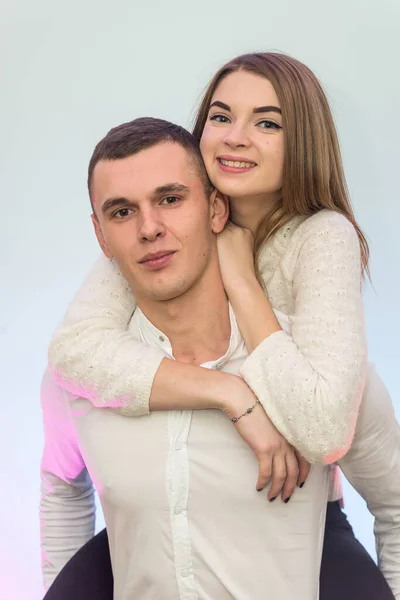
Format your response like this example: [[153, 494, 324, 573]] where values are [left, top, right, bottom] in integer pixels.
[[48, 254, 160, 415], [220, 212, 367, 464], [48, 255, 307, 496], [48, 255, 264, 417]]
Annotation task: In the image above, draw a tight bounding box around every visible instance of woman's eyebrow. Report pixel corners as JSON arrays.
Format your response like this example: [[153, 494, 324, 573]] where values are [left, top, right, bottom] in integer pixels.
[[209, 100, 281, 115], [253, 105, 281, 115]]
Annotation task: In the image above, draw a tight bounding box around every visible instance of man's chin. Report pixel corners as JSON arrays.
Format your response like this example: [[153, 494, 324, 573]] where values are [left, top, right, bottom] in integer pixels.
[[151, 289, 186, 302], [142, 281, 190, 303], [128, 273, 192, 304]]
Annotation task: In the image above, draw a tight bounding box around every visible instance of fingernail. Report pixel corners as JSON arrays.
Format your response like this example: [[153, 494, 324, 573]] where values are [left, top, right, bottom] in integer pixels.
[[299, 482, 305, 489], [284, 497, 291, 503], [269, 496, 277, 502], [257, 488, 264, 492]]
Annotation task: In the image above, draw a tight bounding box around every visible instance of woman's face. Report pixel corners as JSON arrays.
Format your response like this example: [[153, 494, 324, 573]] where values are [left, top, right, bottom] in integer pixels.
[[200, 70, 284, 206]]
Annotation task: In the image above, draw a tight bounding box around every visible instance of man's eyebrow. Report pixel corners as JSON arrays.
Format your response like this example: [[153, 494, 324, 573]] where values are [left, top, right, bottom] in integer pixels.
[[101, 197, 132, 214], [209, 100, 281, 115], [153, 183, 190, 196]]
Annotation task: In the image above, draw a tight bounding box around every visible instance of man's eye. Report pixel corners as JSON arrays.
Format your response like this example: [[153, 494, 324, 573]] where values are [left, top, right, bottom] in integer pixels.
[[113, 208, 133, 218], [160, 196, 180, 205]]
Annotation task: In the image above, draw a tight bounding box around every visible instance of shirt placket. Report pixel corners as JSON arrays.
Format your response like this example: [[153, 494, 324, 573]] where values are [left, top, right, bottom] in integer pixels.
[[166, 410, 198, 599]]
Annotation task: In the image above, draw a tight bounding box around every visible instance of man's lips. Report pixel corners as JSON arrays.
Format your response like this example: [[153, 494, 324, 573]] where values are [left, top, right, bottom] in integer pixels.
[[138, 251, 176, 269]]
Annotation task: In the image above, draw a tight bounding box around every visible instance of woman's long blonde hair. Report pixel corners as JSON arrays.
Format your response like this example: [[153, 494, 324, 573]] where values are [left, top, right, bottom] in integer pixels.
[[192, 52, 369, 277]]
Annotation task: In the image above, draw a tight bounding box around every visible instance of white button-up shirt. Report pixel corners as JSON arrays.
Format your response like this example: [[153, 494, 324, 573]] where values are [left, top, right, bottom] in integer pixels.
[[40, 306, 329, 599]]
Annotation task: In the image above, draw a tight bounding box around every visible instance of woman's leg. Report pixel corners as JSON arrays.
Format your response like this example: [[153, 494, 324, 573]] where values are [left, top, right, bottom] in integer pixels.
[[43, 528, 113, 599], [320, 501, 395, 600]]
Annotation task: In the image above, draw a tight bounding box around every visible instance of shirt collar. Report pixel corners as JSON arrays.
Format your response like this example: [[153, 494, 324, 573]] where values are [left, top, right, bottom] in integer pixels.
[[131, 303, 243, 368]]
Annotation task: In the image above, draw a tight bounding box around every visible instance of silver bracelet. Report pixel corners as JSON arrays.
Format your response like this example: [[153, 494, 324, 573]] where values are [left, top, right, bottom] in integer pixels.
[[230, 400, 260, 423]]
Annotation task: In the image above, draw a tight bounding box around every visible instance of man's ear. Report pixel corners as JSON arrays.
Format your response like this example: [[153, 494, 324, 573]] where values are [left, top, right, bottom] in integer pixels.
[[91, 214, 113, 259], [209, 188, 229, 234]]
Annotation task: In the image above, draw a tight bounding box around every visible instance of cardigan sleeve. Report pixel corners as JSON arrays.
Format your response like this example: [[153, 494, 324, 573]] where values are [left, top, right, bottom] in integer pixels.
[[48, 255, 165, 417], [240, 211, 368, 463]]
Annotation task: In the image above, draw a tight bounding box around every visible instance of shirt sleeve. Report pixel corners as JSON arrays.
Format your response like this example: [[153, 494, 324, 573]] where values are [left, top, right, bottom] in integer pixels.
[[240, 212, 367, 463], [48, 254, 165, 417], [338, 365, 400, 600], [40, 369, 96, 590]]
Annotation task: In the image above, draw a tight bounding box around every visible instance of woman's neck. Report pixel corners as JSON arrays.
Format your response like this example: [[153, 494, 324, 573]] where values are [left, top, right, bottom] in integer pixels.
[[229, 192, 280, 235]]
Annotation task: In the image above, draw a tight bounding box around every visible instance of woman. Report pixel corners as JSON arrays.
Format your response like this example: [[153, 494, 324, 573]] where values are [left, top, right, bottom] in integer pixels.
[[45, 53, 399, 599]]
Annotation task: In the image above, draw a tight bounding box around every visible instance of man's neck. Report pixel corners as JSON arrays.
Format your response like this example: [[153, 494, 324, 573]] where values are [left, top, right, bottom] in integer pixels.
[[137, 262, 231, 366]]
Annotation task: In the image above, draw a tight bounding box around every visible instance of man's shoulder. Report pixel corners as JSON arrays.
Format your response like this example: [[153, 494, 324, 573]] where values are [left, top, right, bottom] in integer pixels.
[[40, 367, 79, 415]]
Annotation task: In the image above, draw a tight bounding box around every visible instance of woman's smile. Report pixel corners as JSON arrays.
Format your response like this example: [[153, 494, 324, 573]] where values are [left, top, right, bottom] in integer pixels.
[[217, 155, 257, 173]]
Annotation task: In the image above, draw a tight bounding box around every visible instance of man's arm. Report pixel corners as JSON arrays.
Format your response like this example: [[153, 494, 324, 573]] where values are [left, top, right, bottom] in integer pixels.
[[40, 370, 95, 591], [338, 365, 400, 599]]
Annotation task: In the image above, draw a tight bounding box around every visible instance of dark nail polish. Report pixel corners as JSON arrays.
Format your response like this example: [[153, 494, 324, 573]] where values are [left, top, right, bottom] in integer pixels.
[[284, 496, 291, 503], [269, 496, 277, 502], [299, 482, 305, 489], [257, 488, 264, 492]]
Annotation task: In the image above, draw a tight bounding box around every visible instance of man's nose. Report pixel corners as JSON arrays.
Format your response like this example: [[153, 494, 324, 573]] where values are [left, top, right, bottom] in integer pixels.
[[138, 210, 166, 242]]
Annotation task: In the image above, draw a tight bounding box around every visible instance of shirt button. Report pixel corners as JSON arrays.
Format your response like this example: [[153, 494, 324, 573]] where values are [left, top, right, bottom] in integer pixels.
[[181, 570, 190, 578], [159, 335, 165, 342], [174, 506, 183, 515], [215, 362, 223, 370]]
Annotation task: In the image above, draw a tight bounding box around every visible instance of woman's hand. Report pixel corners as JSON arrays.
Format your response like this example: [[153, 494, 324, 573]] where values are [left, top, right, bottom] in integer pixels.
[[217, 221, 257, 291], [217, 221, 281, 353], [225, 378, 311, 501]]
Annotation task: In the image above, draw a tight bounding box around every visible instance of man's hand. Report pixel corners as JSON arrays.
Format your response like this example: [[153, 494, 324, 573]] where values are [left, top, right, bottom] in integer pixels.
[[224, 378, 310, 501]]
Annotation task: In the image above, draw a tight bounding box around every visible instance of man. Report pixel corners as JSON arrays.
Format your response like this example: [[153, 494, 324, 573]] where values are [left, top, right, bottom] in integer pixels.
[[40, 118, 329, 599]]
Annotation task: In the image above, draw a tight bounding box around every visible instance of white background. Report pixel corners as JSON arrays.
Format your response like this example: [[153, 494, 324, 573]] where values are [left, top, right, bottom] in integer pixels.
[[1, 1, 399, 598]]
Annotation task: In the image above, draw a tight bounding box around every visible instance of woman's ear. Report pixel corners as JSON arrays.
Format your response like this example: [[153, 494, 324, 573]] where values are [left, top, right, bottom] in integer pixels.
[[209, 188, 229, 234], [91, 214, 113, 259]]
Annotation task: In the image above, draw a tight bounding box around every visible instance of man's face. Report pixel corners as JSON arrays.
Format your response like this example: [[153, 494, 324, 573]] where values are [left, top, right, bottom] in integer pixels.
[[91, 141, 227, 303]]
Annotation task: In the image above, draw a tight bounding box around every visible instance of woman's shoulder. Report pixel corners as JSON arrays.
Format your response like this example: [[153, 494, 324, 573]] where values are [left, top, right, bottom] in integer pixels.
[[293, 209, 356, 238], [284, 209, 359, 257], [287, 210, 360, 277], [260, 209, 356, 256], [258, 209, 360, 282]]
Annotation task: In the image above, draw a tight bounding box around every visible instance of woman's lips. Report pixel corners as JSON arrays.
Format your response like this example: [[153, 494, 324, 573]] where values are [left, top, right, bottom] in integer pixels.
[[217, 157, 256, 173]]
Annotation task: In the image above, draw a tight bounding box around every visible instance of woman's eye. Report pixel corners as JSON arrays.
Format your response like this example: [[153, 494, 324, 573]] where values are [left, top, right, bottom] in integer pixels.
[[257, 119, 282, 130], [161, 196, 180, 205], [113, 208, 133, 218], [209, 113, 230, 123]]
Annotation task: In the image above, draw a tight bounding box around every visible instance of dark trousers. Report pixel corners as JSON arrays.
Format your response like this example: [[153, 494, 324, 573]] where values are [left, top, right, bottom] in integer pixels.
[[320, 501, 395, 599], [44, 501, 395, 599]]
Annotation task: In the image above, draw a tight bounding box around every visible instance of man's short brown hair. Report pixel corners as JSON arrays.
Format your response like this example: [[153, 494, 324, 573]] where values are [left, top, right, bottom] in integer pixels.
[[88, 117, 213, 213]]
